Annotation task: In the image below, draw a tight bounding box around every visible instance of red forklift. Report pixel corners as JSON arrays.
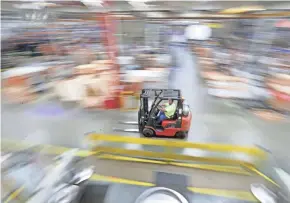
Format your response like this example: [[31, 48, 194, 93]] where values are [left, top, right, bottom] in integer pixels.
[[138, 89, 191, 139]]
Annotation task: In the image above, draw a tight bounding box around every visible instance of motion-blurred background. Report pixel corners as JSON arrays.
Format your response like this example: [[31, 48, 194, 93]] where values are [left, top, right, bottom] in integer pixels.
[[1, 1, 290, 203], [2, 1, 290, 150], [2, 1, 290, 115], [2, 0, 290, 160]]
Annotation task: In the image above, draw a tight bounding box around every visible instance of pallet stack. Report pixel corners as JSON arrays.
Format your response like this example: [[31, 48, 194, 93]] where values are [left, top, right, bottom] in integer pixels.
[[2, 75, 36, 104], [55, 59, 121, 109], [2, 65, 51, 104]]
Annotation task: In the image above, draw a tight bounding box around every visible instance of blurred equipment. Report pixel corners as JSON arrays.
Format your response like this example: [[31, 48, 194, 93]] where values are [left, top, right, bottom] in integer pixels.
[[2, 148, 94, 203], [135, 187, 189, 203], [251, 183, 277, 203]]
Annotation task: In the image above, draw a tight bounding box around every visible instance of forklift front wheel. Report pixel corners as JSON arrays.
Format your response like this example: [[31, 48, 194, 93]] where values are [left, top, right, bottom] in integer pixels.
[[175, 131, 186, 139], [139, 118, 144, 133], [142, 128, 155, 137]]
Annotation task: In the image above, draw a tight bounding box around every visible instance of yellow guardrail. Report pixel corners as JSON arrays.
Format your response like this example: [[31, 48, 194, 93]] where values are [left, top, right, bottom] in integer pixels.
[[2, 134, 278, 187], [85, 133, 280, 186], [95, 145, 256, 166], [87, 133, 266, 157]]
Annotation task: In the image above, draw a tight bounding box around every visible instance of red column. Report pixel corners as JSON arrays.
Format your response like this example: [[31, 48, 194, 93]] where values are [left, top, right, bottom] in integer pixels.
[[99, 1, 121, 109]]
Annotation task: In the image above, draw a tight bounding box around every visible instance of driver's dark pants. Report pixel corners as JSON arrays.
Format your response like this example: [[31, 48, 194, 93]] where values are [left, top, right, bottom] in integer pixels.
[[157, 112, 167, 123]]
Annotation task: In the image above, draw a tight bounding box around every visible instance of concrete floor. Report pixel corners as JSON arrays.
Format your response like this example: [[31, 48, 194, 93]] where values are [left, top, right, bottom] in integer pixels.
[[2, 45, 290, 173]]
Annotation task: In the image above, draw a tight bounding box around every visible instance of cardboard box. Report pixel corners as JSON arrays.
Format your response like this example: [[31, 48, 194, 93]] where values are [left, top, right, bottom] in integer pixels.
[[251, 109, 285, 121], [74, 64, 98, 75], [267, 74, 290, 86], [3, 86, 36, 104], [54, 76, 92, 102], [91, 60, 112, 65], [80, 96, 106, 109]]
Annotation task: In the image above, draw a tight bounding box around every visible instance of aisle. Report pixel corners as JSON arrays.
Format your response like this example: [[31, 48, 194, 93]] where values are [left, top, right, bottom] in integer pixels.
[[169, 45, 264, 161], [170, 45, 205, 114], [170, 45, 290, 174]]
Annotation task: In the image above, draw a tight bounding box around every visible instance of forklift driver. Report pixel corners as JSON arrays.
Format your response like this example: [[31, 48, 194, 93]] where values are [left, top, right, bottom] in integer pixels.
[[156, 99, 176, 124]]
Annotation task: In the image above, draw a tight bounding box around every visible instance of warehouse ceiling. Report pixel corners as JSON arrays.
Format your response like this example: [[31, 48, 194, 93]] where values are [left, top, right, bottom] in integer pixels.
[[2, 0, 290, 20]]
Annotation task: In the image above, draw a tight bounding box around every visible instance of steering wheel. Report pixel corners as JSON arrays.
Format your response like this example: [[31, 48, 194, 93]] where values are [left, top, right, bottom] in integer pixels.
[[153, 106, 162, 115]]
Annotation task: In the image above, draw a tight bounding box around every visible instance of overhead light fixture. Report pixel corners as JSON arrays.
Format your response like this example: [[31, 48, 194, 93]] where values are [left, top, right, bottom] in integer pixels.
[[185, 24, 212, 40], [129, 0, 151, 10], [14, 2, 57, 9], [14, 3, 42, 10], [35, 2, 58, 8], [81, 0, 103, 8]]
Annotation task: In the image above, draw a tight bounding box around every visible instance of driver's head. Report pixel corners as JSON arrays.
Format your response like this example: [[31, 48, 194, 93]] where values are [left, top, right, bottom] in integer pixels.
[[168, 99, 173, 105]]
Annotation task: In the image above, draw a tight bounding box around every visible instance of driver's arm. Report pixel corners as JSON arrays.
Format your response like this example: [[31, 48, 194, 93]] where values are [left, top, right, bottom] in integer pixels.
[[161, 103, 168, 109], [158, 106, 166, 112], [162, 103, 169, 107]]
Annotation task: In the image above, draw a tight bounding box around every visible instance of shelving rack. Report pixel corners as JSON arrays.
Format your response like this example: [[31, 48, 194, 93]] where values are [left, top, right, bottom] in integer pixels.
[[195, 18, 290, 119]]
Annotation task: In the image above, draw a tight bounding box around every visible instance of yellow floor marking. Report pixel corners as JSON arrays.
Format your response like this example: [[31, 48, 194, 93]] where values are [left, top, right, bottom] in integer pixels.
[[98, 154, 167, 164], [98, 154, 251, 175], [244, 164, 279, 187], [170, 162, 252, 175], [90, 174, 258, 202], [188, 187, 258, 202], [90, 174, 154, 187], [4, 186, 25, 203], [95, 146, 256, 167]]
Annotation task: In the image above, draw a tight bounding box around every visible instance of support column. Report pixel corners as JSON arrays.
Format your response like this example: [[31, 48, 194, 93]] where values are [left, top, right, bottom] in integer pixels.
[[98, 0, 121, 109]]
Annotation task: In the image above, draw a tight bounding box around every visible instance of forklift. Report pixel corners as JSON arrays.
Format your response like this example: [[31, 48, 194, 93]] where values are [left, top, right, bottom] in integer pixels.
[[138, 89, 191, 139]]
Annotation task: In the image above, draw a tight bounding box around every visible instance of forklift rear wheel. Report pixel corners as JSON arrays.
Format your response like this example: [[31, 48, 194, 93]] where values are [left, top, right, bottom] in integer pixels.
[[143, 128, 155, 137], [175, 131, 186, 139]]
